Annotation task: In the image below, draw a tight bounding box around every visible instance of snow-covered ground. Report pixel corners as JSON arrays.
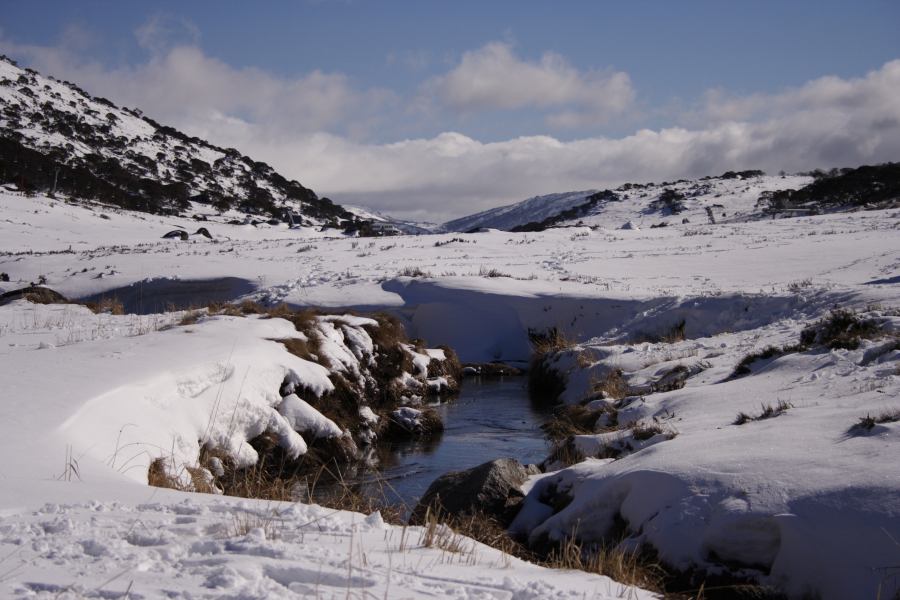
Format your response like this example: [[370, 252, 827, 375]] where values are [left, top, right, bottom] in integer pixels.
[[1, 186, 898, 597], [0, 301, 649, 599]]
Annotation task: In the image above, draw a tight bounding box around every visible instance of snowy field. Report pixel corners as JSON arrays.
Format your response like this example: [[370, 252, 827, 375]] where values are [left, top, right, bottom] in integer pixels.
[[1, 186, 898, 598]]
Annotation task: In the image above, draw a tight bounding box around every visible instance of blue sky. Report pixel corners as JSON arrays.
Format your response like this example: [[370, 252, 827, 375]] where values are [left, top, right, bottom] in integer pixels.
[[2, 1, 899, 220]]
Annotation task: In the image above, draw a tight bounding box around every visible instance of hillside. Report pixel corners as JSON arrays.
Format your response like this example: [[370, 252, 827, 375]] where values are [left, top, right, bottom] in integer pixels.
[[0, 55, 363, 228], [442, 166, 900, 233]]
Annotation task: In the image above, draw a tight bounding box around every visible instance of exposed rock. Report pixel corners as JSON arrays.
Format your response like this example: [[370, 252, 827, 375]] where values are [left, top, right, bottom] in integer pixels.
[[384, 407, 443, 440], [194, 227, 212, 239], [410, 458, 539, 526], [0, 286, 69, 306], [162, 229, 188, 240], [462, 363, 525, 377]]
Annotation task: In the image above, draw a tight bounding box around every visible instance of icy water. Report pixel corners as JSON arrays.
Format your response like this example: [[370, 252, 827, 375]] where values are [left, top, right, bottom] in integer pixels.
[[80, 277, 256, 314], [314, 377, 554, 512]]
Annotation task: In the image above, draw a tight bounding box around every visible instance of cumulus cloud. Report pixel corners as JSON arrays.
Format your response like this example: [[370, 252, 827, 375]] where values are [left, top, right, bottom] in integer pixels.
[[2, 24, 899, 223], [244, 61, 900, 222], [1, 25, 394, 138], [135, 15, 201, 54], [420, 42, 635, 127]]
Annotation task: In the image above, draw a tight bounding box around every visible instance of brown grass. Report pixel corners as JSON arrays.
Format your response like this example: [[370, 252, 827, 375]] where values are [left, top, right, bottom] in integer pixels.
[[544, 532, 667, 593], [590, 368, 629, 400], [528, 327, 574, 356], [544, 437, 586, 467], [733, 400, 793, 425], [147, 457, 187, 491], [542, 403, 614, 440]]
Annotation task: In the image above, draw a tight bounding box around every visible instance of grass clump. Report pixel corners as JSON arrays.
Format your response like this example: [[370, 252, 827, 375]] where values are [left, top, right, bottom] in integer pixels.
[[849, 409, 900, 434], [542, 404, 612, 441], [800, 308, 881, 350], [733, 400, 793, 425], [590, 368, 629, 400], [730, 343, 806, 379], [398, 266, 430, 278], [478, 266, 511, 278], [545, 533, 666, 594]]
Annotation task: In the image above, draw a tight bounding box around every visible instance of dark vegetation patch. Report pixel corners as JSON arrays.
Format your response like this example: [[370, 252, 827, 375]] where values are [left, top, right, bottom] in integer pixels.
[[511, 190, 619, 232], [648, 188, 686, 215], [527, 327, 572, 402], [760, 162, 900, 212], [800, 308, 882, 350], [0, 58, 366, 228], [632, 319, 687, 344]]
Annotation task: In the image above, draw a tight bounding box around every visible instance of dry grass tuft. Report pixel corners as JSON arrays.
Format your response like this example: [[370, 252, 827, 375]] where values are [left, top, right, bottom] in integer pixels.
[[590, 368, 629, 400], [147, 457, 187, 491], [229, 510, 282, 539], [850, 409, 900, 434], [528, 327, 574, 356], [542, 403, 614, 440], [544, 530, 666, 593], [733, 400, 793, 425], [544, 437, 587, 468]]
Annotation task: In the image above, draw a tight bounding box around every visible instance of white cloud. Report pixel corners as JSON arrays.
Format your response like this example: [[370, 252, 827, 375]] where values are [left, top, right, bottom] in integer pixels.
[[420, 42, 635, 127], [1, 30, 394, 138], [2, 26, 899, 223], [135, 15, 201, 54]]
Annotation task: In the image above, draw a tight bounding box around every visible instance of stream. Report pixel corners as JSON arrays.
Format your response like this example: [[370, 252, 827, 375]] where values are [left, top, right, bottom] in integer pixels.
[[312, 376, 554, 512]]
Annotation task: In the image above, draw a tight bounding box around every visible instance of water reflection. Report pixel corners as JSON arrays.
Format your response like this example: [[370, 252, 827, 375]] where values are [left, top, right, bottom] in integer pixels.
[[312, 377, 553, 511]]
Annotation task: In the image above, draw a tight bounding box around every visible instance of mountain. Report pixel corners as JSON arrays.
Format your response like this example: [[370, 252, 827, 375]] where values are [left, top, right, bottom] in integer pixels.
[[441, 166, 900, 232], [441, 190, 596, 232], [0, 55, 364, 229], [343, 205, 438, 235]]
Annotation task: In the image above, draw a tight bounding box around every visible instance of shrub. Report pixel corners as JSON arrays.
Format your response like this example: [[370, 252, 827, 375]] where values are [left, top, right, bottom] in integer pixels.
[[800, 308, 881, 350]]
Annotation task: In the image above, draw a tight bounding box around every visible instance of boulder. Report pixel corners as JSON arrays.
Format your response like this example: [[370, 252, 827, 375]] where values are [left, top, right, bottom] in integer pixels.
[[162, 229, 188, 240], [0, 286, 68, 306], [410, 458, 539, 526]]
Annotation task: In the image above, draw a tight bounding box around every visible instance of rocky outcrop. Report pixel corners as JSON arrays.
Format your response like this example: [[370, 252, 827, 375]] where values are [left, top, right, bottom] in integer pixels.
[[410, 458, 539, 526], [0, 285, 68, 306]]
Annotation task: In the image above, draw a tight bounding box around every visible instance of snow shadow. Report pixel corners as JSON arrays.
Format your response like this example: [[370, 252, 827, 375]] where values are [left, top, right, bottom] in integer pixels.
[[79, 277, 256, 314]]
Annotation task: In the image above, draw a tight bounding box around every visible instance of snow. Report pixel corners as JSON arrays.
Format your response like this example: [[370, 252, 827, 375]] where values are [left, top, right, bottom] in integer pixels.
[[0, 487, 650, 599], [1, 170, 898, 597], [511, 313, 900, 599], [278, 394, 343, 439]]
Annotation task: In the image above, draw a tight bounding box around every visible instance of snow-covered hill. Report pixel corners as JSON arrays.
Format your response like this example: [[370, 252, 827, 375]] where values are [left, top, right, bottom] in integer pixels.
[[0, 184, 898, 597], [443, 164, 900, 233], [0, 55, 363, 228], [344, 204, 438, 235], [441, 190, 597, 232]]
